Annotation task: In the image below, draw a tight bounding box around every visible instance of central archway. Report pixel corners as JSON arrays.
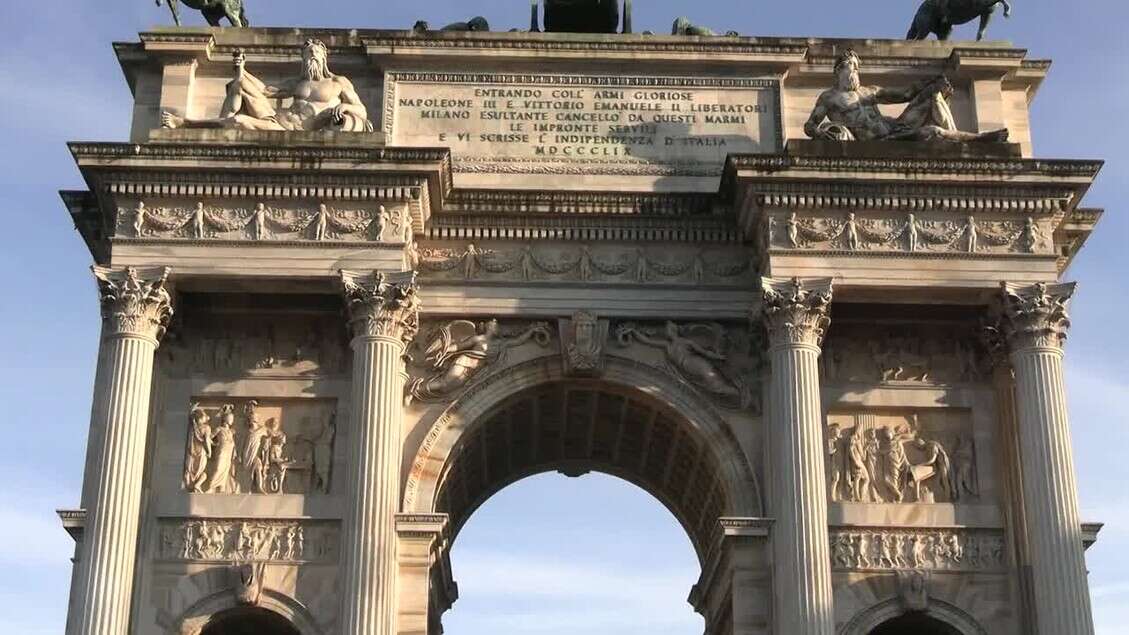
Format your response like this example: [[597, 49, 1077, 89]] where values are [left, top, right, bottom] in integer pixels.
[[402, 355, 766, 633], [405, 355, 763, 558]]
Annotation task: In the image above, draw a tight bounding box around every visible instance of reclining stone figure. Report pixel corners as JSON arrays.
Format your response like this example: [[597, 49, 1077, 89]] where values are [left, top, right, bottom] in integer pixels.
[[413, 16, 490, 32], [161, 39, 373, 133], [671, 17, 738, 36], [804, 50, 1008, 143]]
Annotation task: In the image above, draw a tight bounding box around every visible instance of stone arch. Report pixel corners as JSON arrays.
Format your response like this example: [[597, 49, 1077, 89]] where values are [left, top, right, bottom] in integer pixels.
[[840, 598, 988, 635], [168, 583, 323, 635], [200, 606, 301, 635], [403, 353, 762, 561]]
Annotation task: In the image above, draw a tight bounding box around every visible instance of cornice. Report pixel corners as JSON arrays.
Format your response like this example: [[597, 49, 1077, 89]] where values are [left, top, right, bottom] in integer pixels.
[[68, 142, 451, 167], [447, 189, 720, 217], [754, 190, 1070, 215], [725, 154, 1103, 180]]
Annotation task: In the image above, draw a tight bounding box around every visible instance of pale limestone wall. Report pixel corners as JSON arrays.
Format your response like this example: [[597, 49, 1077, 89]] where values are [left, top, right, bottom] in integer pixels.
[[62, 25, 1103, 635]]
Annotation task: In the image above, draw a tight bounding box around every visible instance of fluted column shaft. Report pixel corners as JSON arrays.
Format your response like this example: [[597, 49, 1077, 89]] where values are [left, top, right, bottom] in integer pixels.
[[340, 271, 420, 635], [996, 281, 1094, 635], [760, 277, 835, 635], [76, 267, 173, 635]]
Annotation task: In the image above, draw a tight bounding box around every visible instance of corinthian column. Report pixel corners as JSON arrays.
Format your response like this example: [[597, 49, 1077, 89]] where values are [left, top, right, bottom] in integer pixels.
[[995, 281, 1094, 634], [76, 266, 173, 635], [340, 270, 421, 635], [759, 277, 835, 635]]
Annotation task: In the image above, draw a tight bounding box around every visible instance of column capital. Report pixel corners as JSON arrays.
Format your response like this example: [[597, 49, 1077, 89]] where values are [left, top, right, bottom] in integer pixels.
[[93, 266, 174, 343], [760, 277, 834, 349], [340, 270, 421, 346], [995, 281, 1075, 353]]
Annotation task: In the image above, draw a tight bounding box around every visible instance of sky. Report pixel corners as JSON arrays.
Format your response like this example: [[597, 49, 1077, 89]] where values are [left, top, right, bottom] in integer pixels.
[[0, 0, 1126, 634]]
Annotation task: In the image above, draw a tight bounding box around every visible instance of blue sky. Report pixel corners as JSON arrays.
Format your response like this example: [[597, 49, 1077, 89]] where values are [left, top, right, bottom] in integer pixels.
[[0, 1, 1126, 633]]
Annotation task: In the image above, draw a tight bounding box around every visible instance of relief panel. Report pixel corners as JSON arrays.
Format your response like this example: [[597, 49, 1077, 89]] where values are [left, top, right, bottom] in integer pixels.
[[829, 528, 1005, 572], [826, 411, 978, 505], [184, 399, 336, 496], [157, 518, 339, 563], [161, 314, 349, 377], [822, 324, 989, 385]]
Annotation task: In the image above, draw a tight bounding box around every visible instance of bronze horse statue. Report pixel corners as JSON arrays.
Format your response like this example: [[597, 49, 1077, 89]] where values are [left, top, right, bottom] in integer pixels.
[[907, 0, 1011, 41], [531, 0, 632, 34], [156, 0, 248, 27]]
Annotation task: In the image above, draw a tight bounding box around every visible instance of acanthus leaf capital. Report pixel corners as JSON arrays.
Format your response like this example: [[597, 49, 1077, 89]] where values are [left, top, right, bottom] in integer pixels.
[[340, 269, 421, 346], [93, 265, 174, 343]]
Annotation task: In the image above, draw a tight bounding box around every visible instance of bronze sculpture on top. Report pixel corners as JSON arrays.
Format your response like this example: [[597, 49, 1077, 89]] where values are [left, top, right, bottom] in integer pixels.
[[161, 40, 373, 133], [156, 0, 248, 27], [907, 0, 1012, 41], [804, 50, 1009, 143], [531, 0, 633, 33]]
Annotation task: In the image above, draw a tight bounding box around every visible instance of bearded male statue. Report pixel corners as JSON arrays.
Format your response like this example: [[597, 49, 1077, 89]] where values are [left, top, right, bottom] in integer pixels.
[[804, 50, 1007, 143], [162, 39, 373, 132]]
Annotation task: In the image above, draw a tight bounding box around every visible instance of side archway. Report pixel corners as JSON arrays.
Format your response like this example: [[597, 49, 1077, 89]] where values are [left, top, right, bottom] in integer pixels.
[[403, 353, 763, 560], [200, 606, 301, 635], [840, 598, 988, 635], [168, 582, 324, 635]]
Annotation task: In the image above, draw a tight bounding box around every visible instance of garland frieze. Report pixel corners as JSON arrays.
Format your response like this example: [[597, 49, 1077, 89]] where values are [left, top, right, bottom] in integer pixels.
[[768, 211, 1051, 255], [417, 243, 752, 284]]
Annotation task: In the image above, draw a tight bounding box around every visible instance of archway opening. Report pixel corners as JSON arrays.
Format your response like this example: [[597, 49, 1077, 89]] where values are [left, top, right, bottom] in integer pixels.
[[427, 380, 751, 633], [869, 612, 963, 635], [445, 472, 703, 634], [433, 382, 735, 560], [200, 606, 300, 635]]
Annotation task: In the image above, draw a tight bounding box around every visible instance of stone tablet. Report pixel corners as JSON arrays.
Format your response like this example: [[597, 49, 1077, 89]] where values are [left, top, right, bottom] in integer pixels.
[[385, 72, 781, 189]]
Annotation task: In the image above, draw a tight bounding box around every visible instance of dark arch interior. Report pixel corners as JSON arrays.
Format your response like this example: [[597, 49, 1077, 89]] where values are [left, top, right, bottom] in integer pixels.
[[869, 612, 963, 635], [435, 381, 732, 560], [201, 607, 300, 635]]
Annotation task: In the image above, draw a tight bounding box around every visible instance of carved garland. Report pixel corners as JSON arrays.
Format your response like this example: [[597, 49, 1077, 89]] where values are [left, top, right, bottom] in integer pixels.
[[418, 243, 750, 283], [770, 212, 1049, 255]]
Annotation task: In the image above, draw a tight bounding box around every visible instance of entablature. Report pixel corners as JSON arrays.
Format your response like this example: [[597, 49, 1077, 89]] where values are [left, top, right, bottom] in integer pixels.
[[724, 144, 1103, 294]]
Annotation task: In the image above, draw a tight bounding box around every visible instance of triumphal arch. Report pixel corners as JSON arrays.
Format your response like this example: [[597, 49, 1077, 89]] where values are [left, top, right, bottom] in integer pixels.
[[58, 6, 1105, 635]]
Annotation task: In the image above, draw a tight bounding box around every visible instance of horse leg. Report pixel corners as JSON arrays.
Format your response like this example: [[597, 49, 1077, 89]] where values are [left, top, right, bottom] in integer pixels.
[[202, 7, 223, 26], [977, 10, 994, 41], [166, 0, 182, 26], [936, 23, 954, 41]]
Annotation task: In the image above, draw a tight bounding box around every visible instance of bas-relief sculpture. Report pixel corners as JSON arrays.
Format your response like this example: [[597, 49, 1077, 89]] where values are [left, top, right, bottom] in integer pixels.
[[126, 201, 408, 243], [162, 41, 372, 132], [907, 0, 1012, 41], [161, 315, 348, 376], [805, 50, 1008, 143], [418, 242, 752, 284], [159, 519, 338, 563], [822, 325, 989, 385], [156, 0, 248, 28], [614, 321, 754, 410], [407, 320, 553, 402], [826, 412, 978, 504], [560, 311, 609, 377], [184, 400, 336, 495], [770, 211, 1050, 255], [829, 529, 1005, 571]]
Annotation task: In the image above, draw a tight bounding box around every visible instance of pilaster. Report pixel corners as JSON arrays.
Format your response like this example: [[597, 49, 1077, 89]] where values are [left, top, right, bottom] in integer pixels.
[[396, 514, 456, 635], [993, 281, 1093, 635], [340, 270, 421, 635], [759, 277, 834, 635], [75, 266, 172, 635]]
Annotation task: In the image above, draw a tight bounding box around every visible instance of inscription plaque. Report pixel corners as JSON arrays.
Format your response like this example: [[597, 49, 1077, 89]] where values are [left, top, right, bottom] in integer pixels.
[[385, 72, 781, 186]]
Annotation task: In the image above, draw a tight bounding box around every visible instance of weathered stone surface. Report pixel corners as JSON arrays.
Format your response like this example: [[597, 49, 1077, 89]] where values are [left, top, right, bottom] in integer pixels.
[[56, 23, 1104, 635]]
